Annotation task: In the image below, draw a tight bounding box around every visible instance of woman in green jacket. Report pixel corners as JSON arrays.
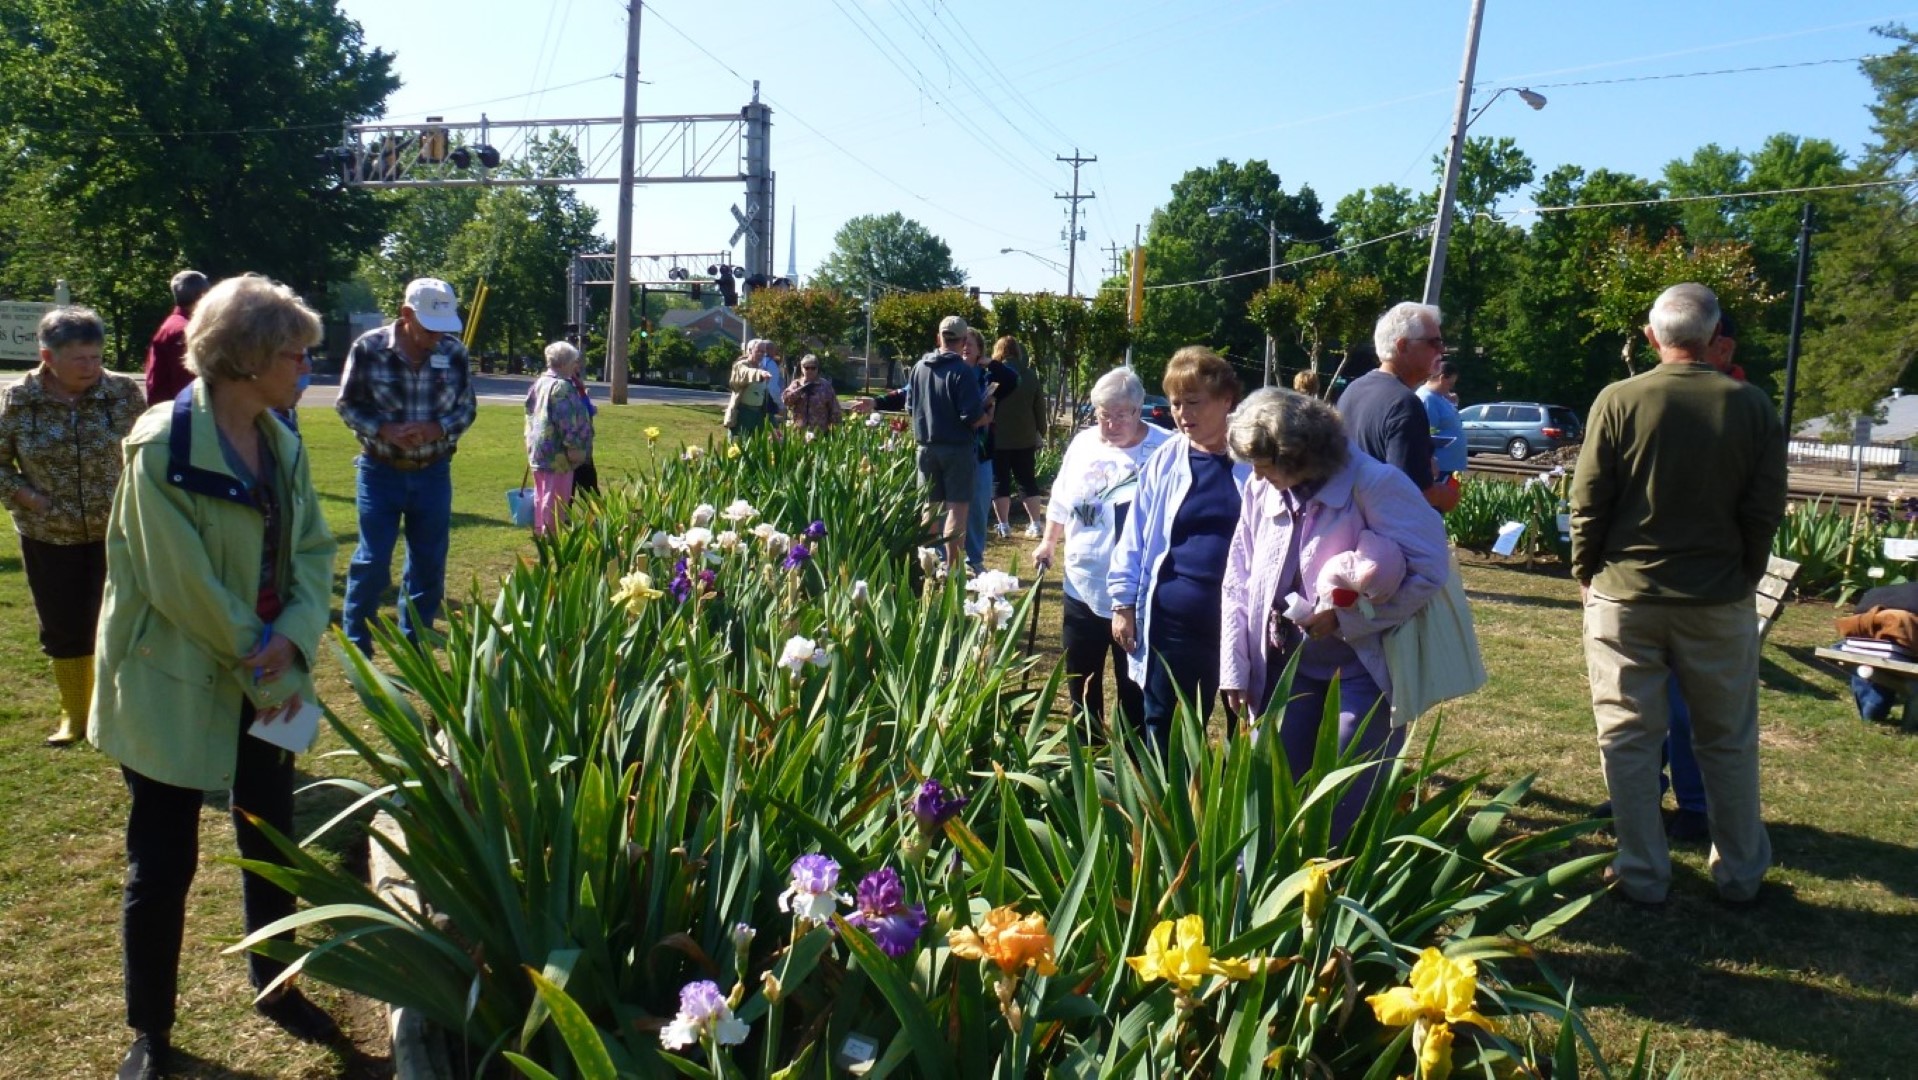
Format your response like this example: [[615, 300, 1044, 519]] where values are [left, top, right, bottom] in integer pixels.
[[92, 275, 339, 1080]]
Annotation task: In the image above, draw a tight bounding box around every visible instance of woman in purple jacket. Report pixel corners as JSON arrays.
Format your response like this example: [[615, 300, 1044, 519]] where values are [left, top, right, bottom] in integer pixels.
[[1218, 388, 1451, 837]]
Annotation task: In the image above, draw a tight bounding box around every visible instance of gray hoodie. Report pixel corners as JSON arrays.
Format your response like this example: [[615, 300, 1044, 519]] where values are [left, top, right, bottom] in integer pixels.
[[907, 349, 984, 446]]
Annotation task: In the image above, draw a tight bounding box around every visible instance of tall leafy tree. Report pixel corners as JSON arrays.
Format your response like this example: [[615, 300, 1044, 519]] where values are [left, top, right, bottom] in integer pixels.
[[0, 0, 396, 362], [737, 286, 860, 365], [811, 213, 964, 298], [1801, 25, 1918, 421], [1330, 184, 1430, 303], [1433, 136, 1534, 381], [1135, 159, 1327, 377]]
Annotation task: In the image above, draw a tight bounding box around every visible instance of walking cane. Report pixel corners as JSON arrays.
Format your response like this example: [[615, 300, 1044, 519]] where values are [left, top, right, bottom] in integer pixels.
[[1021, 558, 1050, 694]]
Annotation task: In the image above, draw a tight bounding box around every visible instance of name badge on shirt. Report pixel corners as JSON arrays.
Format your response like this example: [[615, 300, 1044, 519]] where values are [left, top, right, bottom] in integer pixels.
[[429, 354, 451, 370]]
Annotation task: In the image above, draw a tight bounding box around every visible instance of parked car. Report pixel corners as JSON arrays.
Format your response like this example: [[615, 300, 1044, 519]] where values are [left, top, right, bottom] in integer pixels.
[[1458, 402, 1583, 460]]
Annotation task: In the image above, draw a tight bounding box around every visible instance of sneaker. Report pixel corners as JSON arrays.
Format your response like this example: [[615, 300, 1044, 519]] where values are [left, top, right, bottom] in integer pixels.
[[1667, 808, 1711, 843], [1024, 522, 1042, 539], [118, 1032, 171, 1080], [993, 522, 1011, 539], [256, 987, 342, 1043]]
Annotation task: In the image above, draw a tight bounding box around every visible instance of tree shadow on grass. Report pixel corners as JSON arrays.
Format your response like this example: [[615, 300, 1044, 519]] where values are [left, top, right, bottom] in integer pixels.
[[1763, 645, 1844, 700], [1551, 867, 1918, 1076], [1771, 818, 1918, 900], [1463, 588, 1582, 613], [172, 1042, 390, 1080]]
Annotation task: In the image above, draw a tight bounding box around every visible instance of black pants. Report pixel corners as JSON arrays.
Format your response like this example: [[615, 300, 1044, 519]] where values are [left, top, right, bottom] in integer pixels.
[[19, 536, 106, 658], [1061, 594, 1141, 735], [992, 446, 1042, 499], [573, 459, 599, 496], [1140, 608, 1232, 751], [123, 708, 296, 1035]]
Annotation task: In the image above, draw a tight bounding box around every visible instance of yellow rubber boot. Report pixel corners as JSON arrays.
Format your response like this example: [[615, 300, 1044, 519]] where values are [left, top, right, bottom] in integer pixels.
[[46, 656, 93, 747]]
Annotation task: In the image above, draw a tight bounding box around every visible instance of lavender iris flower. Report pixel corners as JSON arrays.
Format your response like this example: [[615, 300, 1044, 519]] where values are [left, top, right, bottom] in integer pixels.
[[843, 866, 927, 958]]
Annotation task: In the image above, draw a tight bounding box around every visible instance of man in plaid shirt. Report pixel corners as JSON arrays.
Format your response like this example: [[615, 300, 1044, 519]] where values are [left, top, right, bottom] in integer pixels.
[[336, 277, 478, 654]]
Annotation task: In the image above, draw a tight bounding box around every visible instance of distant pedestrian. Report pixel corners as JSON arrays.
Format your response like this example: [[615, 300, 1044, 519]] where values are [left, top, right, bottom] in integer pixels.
[[1571, 283, 1787, 908], [1337, 302, 1459, 514], [335, 277, 477, 654], [1291, 370, 1320, 398], [782, 354, 843, 431], [0, 306, 143, 745], [524, 341, 595, 535], [94, 275, 343, 1078], [990, 336, 1048, 538], [908, 315, 987, 571], [964, 328, 1014, 573], [1416, 360, 1467, 483], [757, 339, 787, 422], [725, 344, 775, 438], [144, 270, 209, 406]]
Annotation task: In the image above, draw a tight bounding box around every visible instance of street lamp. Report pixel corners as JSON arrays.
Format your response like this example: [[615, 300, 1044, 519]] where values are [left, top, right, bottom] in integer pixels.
[[1423, 0, 1547, 306], [998, 246, 1071, 278], [1208, 204, 1278, 388]]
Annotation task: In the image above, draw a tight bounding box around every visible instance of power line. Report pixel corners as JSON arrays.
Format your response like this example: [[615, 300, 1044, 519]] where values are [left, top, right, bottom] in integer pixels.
[[639, 2, 1033, 242], [1514, 54, 1876, 91]]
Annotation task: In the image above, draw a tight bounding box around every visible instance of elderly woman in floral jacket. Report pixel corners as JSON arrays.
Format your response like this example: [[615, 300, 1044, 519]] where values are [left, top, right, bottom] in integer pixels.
[[524, 340, 596, 534], [0, 305, 144, 745]]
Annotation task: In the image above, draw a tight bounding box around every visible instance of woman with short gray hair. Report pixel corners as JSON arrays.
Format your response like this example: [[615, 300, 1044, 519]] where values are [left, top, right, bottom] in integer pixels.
[[0, 305, 144, 745], [1034, 366, 1171, 733], [524, 340, 595, 534], [1218, 388, 1451, 838]]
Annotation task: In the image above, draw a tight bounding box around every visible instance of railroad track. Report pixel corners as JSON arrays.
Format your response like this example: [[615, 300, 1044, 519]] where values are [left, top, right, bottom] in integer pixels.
[[1463, 456, 1909, 512]]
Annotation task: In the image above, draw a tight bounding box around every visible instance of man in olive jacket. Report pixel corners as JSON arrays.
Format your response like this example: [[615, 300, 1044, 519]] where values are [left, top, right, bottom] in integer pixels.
[[1570, 282, 1787, 908]]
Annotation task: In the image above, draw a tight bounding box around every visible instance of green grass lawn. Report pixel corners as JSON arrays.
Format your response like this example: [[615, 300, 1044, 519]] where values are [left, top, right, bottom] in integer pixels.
[[1, 405, 1915, 1077]]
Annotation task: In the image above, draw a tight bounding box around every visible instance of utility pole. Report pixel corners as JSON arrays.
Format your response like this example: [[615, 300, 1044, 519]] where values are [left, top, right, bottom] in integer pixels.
[[1422, 0, 1487, 308], [1103, 240, 1125, 279], [608, 0, 642, 404], [1055, 149, 1096, 297], [1781, 202, 1815, 433]]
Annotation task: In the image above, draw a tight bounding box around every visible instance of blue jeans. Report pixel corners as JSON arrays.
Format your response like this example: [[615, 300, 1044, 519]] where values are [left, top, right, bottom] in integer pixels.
[[966, 457, 993, 570], [1665, 677, 1707, 814], [344, 456, 453, 654]]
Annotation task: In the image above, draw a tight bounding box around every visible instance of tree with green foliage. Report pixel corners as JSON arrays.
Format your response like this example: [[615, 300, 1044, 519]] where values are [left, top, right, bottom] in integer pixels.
[[1248, 268, 1384, 380], [1433, 137, 1534, 377], [1135, 159, 1326, 376], [1801, 26, 1918, 422], [870, 288, 987, 380], [1585, 228, 1778, 375], [0, 0, 396, 363], [1330, 184, 1431, 304], [811, 213, 964, 298], [737, 286, 860, 365]]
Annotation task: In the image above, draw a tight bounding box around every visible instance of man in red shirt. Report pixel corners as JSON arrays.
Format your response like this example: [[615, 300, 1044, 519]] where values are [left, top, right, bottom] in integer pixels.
[[143, 270, 209, 406]]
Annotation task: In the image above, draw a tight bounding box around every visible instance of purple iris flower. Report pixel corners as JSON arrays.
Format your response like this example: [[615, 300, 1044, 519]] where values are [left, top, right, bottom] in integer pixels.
[[804, 519, 828, 541], [910, 779, 968, 835], [783, 542, 812, 570], [669, 557, 692, 602], [843, 866, 927, 958]]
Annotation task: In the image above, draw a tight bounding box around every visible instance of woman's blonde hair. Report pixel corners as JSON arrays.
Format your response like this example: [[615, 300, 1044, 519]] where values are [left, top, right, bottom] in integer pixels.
[[186, 275, 321, 383]]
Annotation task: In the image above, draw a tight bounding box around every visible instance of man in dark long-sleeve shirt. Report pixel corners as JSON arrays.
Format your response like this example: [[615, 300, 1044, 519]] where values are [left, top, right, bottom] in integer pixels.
[[336, 277, 477, 653], [1570, 282, 1787, 908], [143, 270, 208, 406]]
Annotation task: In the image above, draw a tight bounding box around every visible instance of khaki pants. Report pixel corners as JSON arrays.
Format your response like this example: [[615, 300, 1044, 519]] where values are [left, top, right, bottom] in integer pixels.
[[1583, 593, 1770, 903]]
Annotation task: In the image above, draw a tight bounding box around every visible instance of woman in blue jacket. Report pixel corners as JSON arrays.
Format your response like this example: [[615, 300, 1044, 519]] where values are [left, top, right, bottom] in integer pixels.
[[1108, 347, 1250, 751]]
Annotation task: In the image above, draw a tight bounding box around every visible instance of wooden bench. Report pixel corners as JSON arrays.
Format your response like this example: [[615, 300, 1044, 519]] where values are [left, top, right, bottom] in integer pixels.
[[1812, 646, 1918, 730], [1755, 555, 1798, 642]]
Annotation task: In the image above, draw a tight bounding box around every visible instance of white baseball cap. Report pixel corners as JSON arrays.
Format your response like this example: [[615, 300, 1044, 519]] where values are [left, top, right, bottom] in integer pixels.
[[404, 277, 463, 334]]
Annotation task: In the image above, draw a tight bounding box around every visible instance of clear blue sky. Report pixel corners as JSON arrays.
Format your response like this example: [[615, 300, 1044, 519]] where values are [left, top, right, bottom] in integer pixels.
[[335, 0, 1913, 297]]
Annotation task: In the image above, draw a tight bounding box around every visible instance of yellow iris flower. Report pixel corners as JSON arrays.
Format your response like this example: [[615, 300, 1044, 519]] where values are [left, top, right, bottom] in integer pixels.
[[612, 571, 663, 616], [1366, 947, 1491, 1080], [644, 425, 662, 444], [1125, 914, 1251, 991], [727, 443, 742, 459]]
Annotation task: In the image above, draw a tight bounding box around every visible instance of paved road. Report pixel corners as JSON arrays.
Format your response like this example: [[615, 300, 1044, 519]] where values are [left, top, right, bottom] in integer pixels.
[[0, 369, 727, 409]]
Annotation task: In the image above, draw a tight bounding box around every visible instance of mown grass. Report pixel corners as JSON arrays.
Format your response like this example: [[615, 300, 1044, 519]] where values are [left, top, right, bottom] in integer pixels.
[[1, 406, 1914, 1077]]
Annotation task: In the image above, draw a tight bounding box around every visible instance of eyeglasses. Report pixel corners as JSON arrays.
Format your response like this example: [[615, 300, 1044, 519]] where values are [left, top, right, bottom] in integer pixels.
[[1094, 408, 1140, 423], [1413, 336, 1446, 349]]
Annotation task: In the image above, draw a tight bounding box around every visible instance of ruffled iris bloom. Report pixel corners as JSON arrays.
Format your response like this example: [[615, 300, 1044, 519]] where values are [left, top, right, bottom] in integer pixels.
[[668, 558, 692, 603], [778, 854, 846, 924], [658, 979, 749, 1050], [910, 779, 968, 835], [843, 867, 927, 958], [1126, 914, 1251, 991], [804, 519, 828, 540], [1366, 946, 1493, 1080], [948, 905, 1058, 976]]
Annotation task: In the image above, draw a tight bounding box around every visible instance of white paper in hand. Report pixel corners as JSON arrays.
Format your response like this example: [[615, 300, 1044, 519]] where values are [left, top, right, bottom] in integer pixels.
[[248, 698, 323, 753]]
